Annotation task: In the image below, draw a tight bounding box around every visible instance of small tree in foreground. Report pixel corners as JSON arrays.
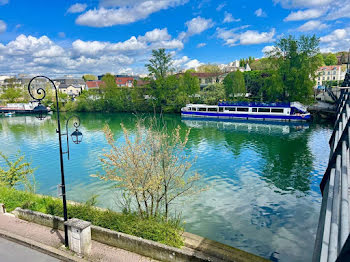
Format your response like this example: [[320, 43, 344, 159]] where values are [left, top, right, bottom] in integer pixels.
[[94, 119, 203, 219], [0, 152, 36, 192]]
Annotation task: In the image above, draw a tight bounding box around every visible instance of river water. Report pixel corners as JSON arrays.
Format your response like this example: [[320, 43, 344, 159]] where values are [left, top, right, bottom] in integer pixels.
[[0, 113, 332, 261]]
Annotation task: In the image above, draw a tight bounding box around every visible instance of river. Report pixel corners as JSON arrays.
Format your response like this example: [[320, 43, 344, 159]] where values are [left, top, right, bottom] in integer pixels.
[[0, 113, 332, 261]]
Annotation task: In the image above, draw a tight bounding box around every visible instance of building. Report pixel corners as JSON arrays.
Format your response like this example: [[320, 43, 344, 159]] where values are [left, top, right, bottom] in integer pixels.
[[85, 80, 103, 90], [58, 84, 83, 97], [219, 60, 251, 73], [115, 76, 134, 87], [316, 65, 346, 87]]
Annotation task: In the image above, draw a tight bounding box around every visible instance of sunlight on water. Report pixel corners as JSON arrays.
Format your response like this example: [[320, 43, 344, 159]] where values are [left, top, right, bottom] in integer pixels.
[[0, 113, 332, 261]]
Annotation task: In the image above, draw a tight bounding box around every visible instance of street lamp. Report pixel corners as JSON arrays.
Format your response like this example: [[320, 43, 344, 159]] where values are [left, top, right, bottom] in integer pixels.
[[28, 76, 83, 247]]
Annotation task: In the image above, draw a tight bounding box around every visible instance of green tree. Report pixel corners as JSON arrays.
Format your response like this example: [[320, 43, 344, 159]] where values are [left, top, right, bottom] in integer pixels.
[[223, 71, 246, 98], [101, 73, 117, 89], [266, 34, 322, 103], [82, 74, 97, 81], [197, 64, 221, 73], [0, 152, 35, 189], [0, 87, 23, 102], [324, 53, 338, 66], [250, 58, 273, 70], [199, 83, 225, 104], [146, 49, 173, 80]]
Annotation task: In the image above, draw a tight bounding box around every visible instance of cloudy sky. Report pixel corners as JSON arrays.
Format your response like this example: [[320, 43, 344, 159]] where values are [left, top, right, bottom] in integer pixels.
[[0, 0, 349, 76]]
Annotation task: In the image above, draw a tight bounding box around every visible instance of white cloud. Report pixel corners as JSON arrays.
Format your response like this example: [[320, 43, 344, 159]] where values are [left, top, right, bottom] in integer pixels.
[[216, 3, 226, 11], [172, 55, 189, 68], [262, 45, 274, 56], [319, 28, 350, 53], [67, 3, 88, 14], [76, 0, 187, 27], [274, 0, 332, 9], [0, 0, 8, 5], [179, 16, 214, 41], [296, 20, 327, 32], [138, 28, 171, 42], [0, 28, 185, 75], [217, 27, 275, 46], [255, 8, 267, 17], [0, 20, 6, 33], [197, 43, 206, 48], [185, 59, 202, 69], [284, 9, 324, 21], [223, 12, 240, 23]]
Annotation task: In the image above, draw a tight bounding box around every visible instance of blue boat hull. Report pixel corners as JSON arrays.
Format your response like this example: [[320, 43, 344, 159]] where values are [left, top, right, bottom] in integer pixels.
[[181, 111, 311, 121]]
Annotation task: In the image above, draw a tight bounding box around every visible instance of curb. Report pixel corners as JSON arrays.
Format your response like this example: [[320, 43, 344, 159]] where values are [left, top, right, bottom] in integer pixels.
[[0, 228, 87, 262]]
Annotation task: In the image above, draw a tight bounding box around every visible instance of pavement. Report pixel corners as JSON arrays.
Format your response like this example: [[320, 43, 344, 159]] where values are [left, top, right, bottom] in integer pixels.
[[0, 237, 60, 262], [0, 213, 157, 262]]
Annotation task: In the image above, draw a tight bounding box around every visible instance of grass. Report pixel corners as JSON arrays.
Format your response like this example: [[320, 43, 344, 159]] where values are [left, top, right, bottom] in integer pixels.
[[0, 186, 184, 248]]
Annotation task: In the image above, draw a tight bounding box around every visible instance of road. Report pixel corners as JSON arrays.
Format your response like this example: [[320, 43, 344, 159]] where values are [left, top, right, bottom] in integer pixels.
[[0, 237, 60, 262]]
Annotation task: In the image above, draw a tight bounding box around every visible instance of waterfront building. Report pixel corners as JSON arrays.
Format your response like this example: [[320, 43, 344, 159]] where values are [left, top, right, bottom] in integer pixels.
[[316, 65, 346, 87], [58, 84, 83, 97]]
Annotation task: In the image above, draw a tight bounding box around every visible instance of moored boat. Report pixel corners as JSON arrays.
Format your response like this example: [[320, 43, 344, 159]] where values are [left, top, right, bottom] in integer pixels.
[[181, 101, 311, 121]]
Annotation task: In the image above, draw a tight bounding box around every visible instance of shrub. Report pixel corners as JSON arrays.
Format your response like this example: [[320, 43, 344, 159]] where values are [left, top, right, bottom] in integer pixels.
[[0, 186, 184, 247]]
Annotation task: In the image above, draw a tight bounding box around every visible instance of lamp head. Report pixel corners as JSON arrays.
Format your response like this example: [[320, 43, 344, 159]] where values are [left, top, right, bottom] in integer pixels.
[[71, 128, 83, 144]]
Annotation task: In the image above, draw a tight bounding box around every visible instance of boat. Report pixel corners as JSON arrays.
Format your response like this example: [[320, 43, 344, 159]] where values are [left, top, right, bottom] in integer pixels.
[[0, 102, 50, 115], [4, 112, 15, 117], [181, 101, 311, 121]]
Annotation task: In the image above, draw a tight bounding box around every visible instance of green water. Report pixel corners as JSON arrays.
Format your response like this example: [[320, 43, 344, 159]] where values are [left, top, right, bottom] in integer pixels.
[[0, 113, 332, 261]]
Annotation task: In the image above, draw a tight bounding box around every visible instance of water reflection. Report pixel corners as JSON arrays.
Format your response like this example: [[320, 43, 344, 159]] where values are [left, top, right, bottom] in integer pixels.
[[0, 113, 331, 261]]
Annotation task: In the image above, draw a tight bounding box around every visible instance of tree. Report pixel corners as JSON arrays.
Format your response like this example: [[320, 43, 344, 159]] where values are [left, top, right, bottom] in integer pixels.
[[146, 49, 173, 80], [266, 34, 322, 103], [199, 83, 225, 104], [82, 74, 97, 81], [324, 53, 338, 66], [101, 73, 117, 89], [223, 71, 246, 98], [197, 64, 221, 73], [0, 152, 35, 189], [250, 58, 273, 71], [0, 87, 23, 102], [94, 120, 203, 219]]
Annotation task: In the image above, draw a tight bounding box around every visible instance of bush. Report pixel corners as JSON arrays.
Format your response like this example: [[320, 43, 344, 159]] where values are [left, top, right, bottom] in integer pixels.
[[0, 186, 184, 247]]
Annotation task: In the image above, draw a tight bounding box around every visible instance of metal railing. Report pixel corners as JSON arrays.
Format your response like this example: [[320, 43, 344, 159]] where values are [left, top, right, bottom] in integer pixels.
[[313, 89, 350, 262]]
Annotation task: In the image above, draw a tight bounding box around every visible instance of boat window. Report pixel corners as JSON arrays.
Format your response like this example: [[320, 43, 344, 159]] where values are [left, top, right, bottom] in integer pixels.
[[271, 108, 284, 113], [237, 107, 249, 112], [208, 108, 217, 112], [225, 107, 236, 111], [258, 108, 270, 113], [219, 107, 223, 112], [252, 108, 257, 112], [198, 108, 207, 111]]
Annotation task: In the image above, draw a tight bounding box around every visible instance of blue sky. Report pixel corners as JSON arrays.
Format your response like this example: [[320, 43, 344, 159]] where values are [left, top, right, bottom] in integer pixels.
[[0, 0, 349, 76]]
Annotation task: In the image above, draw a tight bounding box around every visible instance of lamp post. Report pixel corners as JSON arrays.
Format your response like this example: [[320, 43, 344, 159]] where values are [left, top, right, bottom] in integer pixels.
[[27, 76, 83, 247]]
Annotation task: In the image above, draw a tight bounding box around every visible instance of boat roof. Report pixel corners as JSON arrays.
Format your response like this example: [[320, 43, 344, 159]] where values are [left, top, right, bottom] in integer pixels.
[[218, 101, 291, 108]]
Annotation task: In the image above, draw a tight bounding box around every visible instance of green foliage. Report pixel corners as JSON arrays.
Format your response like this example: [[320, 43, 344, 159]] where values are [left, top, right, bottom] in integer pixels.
[[146, 49, 173, 79], [199, 83, 225, 104], [250, 58, 273, 71], [324, 53, 338, 66], [82, 74, 97, 81], [0, 152, 35, 188], [0, 87, 23, 102], [196, 64, 221, 73], [0, 186, 184, 247], [101, 73, 117, 89], [223, 71, 246, 98], [264, 34, 322, 104]]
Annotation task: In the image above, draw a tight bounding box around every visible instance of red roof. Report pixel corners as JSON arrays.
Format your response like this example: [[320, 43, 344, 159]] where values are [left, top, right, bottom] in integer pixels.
[[86, 80, 103, 89], [115, 77, 134, 86], [318, 65, 341, 71]]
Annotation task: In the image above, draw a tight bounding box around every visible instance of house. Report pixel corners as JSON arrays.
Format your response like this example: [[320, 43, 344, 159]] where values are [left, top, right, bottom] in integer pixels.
[[115, 76, 134, 87], [54, 78, 86, 91], [58, 84, 83, 97], [316, 65, 346, 87], [86, 80, 103, 90]]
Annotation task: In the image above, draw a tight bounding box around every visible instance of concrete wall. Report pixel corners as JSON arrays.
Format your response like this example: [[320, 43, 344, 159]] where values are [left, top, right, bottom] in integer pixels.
[[13, 208, 267, 262]]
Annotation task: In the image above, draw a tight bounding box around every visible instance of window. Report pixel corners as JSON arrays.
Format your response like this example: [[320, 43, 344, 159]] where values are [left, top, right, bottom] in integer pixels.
[[318, 77, 320, 80], [323, 72, 325, 75], [219, 107, 223, 112], [327, 76, 330, 80], [328, 71, 330, 75], [323, 77, 325, 80], [258, 108, 270, 113], [198, 108, 206, 111], [271, 108, 284, 113], [252, 108, 257, 112], [237, 107, 248, 112], [208, 108, 217, 112], [225, 107, 236, 111], [333, 76, 335, 80]]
